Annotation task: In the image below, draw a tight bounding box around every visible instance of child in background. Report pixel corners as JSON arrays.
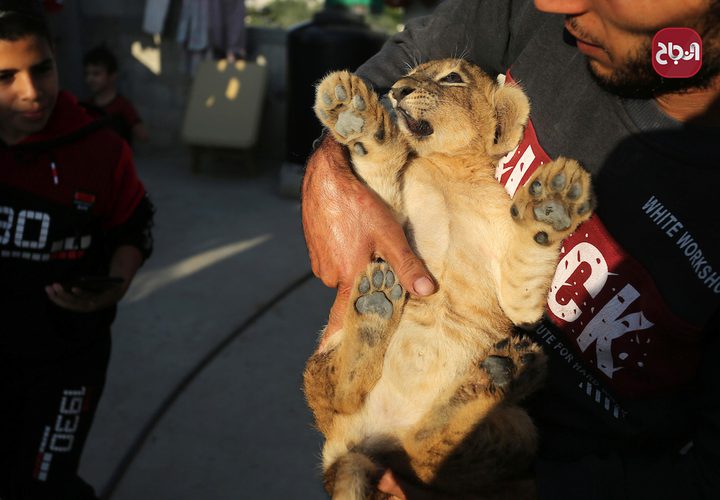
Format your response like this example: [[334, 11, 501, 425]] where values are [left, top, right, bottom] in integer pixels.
[[83, 44, 149, 146]]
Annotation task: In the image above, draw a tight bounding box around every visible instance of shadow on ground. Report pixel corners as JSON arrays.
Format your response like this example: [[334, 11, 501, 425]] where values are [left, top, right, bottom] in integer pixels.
[[79, 150, 332, 500]]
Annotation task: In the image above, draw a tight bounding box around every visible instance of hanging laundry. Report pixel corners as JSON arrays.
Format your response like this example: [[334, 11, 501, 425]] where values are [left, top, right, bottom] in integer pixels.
[[176, 0, 211, 52], [208, 0, 247, 60], [142, 0, 173, 35]]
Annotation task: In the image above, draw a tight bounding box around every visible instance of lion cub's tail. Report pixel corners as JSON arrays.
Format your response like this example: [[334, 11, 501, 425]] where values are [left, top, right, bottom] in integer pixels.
[[326, 451, 380, 500]]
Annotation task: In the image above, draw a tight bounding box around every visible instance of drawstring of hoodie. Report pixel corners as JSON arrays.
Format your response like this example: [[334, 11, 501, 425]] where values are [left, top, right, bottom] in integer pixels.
[[50, 160, 59, 185], [7, 108, 110, 188], [9, 148, 61, 187], [48, 151, 59, 186]]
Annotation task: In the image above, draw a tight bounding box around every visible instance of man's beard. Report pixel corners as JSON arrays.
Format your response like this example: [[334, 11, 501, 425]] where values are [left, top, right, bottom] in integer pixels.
[[588, 39, 720, 99], [587, 11, 720, 99]]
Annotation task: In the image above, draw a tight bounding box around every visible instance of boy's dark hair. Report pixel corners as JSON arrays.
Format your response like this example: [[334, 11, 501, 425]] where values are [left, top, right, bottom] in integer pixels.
[[83, 44, 118, 74], [0, 0, 52, 46]]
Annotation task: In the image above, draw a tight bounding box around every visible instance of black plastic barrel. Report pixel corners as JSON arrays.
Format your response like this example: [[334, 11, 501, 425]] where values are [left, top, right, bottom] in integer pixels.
[[286, 8, 388, 166]]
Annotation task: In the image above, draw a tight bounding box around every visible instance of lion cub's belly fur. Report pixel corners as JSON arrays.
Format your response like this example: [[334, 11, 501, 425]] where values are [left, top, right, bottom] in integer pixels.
[[323, 158, 516, 469]]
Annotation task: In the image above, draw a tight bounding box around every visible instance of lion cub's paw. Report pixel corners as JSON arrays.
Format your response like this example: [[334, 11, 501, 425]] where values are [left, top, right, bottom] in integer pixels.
[[314, 71, 387, 156], [342, 261, 406, 350], [354, 261, 405, 320], [511, 157, 594, 245], [481, 336, 545, 400]]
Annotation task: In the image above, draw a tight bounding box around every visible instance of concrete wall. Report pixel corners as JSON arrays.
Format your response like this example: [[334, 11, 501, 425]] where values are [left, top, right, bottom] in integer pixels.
[[46, 0, 288, 161]]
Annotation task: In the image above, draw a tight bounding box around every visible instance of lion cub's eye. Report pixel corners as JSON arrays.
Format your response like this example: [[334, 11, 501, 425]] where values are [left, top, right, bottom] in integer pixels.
[[440, 72, 464, 84]]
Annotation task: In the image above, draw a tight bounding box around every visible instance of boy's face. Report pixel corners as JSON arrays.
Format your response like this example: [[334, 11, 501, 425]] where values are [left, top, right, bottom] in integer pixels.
[[84, 63, 115, 94], [0, 35, 58, 144]]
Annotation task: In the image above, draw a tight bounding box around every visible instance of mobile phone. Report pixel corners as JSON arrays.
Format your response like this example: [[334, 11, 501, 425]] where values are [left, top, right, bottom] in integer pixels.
[[61, 276, 125, 293]]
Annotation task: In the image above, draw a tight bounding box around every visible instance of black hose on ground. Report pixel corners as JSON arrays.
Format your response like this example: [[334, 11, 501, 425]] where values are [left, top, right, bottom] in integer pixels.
[[100, 270, 315, 500]]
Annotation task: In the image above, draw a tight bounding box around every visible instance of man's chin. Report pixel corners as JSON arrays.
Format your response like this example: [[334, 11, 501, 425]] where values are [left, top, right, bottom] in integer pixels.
[[587, 63, 658, 99]]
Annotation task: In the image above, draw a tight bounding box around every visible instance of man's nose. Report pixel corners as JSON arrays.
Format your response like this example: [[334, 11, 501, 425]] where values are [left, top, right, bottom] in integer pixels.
[[534, 0, 590, 15]]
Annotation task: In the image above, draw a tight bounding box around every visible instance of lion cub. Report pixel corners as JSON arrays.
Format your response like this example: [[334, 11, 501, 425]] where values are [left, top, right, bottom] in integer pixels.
[[304, 59, 593, 499]]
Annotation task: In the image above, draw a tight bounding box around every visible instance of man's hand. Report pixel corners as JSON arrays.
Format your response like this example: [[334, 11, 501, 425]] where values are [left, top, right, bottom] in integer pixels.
[[379, 470, 493, 499], [379, 470, 432, 499], [378, 470, 473, 499], [302, 135, 436, 340]]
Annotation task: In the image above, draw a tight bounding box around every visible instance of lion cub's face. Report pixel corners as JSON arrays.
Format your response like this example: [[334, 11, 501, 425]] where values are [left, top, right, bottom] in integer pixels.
[[388, 59, 530, 159]]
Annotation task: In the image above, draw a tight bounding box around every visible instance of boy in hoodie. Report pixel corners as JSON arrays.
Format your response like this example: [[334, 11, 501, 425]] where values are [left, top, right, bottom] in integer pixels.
[[0, 2, 154, 499]]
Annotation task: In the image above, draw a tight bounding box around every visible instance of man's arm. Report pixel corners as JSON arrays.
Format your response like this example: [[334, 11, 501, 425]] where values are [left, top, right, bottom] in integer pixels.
[[356, 0, 547, 91], [302, 134, 436, 340]]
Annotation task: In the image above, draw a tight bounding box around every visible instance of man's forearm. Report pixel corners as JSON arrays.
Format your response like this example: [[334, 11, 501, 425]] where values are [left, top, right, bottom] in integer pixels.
[[303, 134, 354, 189]]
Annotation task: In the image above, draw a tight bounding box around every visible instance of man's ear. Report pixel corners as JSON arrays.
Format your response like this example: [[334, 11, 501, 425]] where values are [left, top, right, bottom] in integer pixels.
[[486, 82, 530, 158]]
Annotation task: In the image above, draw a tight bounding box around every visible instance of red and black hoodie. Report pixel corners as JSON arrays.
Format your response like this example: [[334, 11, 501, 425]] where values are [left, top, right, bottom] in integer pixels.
[[0, 91, 154, 360]]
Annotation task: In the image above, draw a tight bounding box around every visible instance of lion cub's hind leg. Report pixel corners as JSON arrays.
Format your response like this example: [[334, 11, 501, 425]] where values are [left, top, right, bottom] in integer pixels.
[[482, 335, 546, 404], [500, 157, 595, 326], [401, 336, 543, 492], [333, 261, 406, 415], [304, 262, 406, 437]]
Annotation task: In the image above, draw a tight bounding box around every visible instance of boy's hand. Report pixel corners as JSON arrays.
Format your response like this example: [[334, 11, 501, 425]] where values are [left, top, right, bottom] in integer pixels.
[[46, 245, 144, 313], [45, 280, 127, 313]]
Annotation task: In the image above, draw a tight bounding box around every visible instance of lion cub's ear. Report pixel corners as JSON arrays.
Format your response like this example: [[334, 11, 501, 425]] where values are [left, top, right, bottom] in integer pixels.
[[487, 82, 530, 158]]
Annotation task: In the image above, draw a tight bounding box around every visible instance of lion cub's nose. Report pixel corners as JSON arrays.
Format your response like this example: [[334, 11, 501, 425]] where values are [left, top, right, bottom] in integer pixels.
[[391, 86, 415, 102]]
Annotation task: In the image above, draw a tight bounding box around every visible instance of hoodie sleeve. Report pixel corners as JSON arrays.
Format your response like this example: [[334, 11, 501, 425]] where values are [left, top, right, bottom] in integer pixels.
[[355, 0, 548, 92], [103, 141, 155, 260]]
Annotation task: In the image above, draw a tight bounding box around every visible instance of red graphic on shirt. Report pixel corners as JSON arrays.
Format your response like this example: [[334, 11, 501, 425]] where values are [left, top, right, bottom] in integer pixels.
[[652, 28, 702, 79], [497, 77, 702, 397]]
